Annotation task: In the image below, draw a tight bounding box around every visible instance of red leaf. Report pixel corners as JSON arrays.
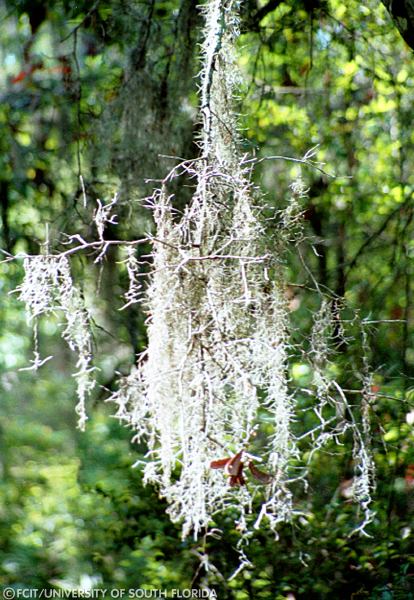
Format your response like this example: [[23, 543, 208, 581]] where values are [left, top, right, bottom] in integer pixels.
[[248, 461, 272, 484], [210, 457, 230, 470], [224, 450, 244, 476], [210, 451, 247, 486], [11, 70, 29, 84], [229, 473, 246, 487]]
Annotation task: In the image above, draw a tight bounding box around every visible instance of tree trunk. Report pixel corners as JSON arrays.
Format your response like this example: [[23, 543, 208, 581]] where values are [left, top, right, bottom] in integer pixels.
[[381, 0, 414, 50]]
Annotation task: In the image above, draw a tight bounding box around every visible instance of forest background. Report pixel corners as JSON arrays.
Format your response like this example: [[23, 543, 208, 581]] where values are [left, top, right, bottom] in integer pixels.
[[0, 0, 414, 598]]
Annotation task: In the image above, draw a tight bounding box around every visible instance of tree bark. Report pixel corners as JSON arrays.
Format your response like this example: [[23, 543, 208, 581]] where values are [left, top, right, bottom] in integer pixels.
[[382, 0, 414, 51]]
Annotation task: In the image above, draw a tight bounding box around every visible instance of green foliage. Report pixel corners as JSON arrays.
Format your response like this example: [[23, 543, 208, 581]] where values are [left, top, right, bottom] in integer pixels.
[[0, 398, 195, 589], [0, 0, 414, 597]]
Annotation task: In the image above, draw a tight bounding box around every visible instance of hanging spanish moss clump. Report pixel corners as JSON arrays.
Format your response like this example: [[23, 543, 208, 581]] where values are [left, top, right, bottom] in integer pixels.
[[110, 0, 375, 540], [16, 0, 375, 543], [111, 0, 297, 538], [17, 255, 94, 431]]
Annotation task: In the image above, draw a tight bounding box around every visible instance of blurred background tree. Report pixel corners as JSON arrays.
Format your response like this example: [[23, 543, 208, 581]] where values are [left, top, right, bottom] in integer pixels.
[[0, 0, 413, 597]]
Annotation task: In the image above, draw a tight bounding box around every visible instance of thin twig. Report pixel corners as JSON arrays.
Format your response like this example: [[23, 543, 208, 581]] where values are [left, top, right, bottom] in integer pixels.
[[60, 0, 101, 43], [242, 154, 337, 178]]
